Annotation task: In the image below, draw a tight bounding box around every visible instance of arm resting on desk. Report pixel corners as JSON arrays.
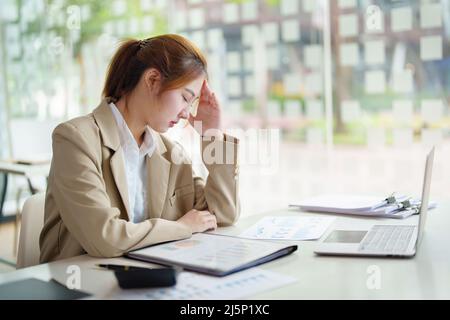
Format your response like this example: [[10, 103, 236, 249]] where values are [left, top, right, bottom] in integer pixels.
[[40, 123, 192, 260]]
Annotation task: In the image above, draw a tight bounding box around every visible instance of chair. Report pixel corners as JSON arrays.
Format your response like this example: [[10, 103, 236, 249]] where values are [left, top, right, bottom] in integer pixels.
[[16, 193, 45, 269], [0, 172, 8, 222]]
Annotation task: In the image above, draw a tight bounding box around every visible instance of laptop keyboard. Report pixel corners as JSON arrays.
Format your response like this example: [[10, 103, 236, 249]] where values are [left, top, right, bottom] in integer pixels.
[[359, 225, 415, 254]]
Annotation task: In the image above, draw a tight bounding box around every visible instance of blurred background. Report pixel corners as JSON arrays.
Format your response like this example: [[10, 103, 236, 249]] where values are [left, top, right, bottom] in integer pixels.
[[0, 0, 449, 267]]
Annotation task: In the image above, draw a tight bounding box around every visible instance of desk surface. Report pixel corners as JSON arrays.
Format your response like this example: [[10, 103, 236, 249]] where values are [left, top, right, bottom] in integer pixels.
[[1, 204, 450, 299]]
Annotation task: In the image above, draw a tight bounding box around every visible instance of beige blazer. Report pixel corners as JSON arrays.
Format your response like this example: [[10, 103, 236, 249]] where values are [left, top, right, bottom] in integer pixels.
[[39, 98, 240, 263]]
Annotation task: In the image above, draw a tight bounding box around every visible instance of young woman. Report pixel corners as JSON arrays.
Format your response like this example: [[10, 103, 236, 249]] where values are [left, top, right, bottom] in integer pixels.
[[39, 34, 240, 263]]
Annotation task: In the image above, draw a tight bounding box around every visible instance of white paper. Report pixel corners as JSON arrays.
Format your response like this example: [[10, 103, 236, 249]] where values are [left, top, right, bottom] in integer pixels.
[[304, 45, 322, 68], [341, 100, 360, 123], [284, 100, 301, 118], [420, 36, 443, 61], [340, 43, 359, 66], [128, 18, 139, 35], [189, 8, 205, 29], [107, 268, 297, 300], [420, 3, 442, 29], [227, 52, 241, 72], [292, 194, 436, 219], [365, 7, 384, 34], [339, 0, 356, 8], [242, 25, 259, 46], [262, 22, 279, 44], [339, 14, 358, 37], [365, 40, 385, 65], [393, 70, 413, 93], [190, 31, 205, 50], [241, 0, 258, 20], [115, 20, 127, 37], [305, 72, 322, 94], [421, 129, 443, 146], [281, 20, 300, 42], [228, 76, 242, 97], [283, 73, 302, 95], [245, 75, 255, 96], [366, 127, 386, 148], [306, 128, 324, 145], [112, 0, 127, 16], [297, 194, 386, 211], [243, 49, 254, 71], [140, 0, 152, 12], [207, 29, 223, 50], [267, 46, 280, 70], [240, 216, 335, 241], [393, 100, 413, 124], [228, 101, 243, 117], [281, 0, 299, 16], [141, 16, 155, 32], [391, 7, 412, 32], [365, 70, 386, 94], [306, 99, 323, 120], [224, 3, 239, 23], [266, 101, 281, 118], [302, 0, 317, 13], [421, 99, 444, 123], [175, 12, 187, 31], [393, 128, 413, 147]]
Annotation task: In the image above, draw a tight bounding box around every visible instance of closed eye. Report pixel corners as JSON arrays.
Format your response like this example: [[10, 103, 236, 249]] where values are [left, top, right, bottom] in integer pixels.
[[182, 95, 189, 103]]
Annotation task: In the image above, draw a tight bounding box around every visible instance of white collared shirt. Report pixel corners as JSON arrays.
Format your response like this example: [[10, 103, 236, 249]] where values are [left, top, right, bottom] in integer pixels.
[[109, 103, 156, 223]]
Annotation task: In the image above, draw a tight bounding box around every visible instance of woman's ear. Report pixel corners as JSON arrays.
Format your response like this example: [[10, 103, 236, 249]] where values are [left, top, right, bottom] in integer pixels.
[[144, 68, 162, 93]]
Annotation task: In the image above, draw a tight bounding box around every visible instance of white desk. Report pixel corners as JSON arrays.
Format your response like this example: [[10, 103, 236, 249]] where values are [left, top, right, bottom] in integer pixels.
[[0, 161, 50, 176], [0, 160, 50, 219], [1, 204, 450, 299]]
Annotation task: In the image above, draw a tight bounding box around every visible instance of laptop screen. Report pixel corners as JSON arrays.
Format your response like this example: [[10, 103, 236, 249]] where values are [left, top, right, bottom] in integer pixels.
[[415, 147, 434, 248]]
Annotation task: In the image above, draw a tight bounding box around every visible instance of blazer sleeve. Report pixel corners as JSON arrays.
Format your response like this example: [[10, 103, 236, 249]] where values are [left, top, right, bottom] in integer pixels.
[[192, 134, 240, 226], [50, 123, 192, 258]]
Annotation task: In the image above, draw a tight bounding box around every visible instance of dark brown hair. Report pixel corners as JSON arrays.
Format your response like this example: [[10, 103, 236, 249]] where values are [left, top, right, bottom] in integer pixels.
[[102, 34, 208, 102]]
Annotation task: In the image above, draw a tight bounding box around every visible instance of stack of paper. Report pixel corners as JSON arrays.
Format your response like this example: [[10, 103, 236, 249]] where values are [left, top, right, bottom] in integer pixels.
[[289, 194, 436, 219]]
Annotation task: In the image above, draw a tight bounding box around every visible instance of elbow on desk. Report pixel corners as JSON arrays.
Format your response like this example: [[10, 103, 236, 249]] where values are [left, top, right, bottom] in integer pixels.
[[84, 242, 125, 259], [216, 201, 241, 227]]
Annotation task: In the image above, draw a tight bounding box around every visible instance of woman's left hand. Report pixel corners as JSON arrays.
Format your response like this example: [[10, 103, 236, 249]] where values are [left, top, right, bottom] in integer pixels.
[[189, 80, 222, 138]]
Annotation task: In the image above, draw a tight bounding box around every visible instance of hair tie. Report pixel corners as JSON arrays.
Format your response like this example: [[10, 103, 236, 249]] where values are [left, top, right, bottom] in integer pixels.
[[139, 38, 151, 49]]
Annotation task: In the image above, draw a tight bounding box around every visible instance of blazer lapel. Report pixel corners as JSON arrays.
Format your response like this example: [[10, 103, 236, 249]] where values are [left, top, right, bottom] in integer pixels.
[[147, 135, 171, 219], [93, 98, 131, 220], [110, 148, 131, 220]]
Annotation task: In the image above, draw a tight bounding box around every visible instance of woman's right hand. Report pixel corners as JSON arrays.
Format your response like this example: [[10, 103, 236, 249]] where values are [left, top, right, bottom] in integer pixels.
[[177, 209, 218, 233]]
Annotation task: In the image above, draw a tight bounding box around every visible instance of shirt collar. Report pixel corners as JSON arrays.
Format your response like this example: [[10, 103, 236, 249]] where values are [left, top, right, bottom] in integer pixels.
[[109, 102, 156, 157]]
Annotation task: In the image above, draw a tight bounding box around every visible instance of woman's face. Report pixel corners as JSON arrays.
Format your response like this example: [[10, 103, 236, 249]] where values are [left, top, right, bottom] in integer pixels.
[[143, 73, 205, 133]]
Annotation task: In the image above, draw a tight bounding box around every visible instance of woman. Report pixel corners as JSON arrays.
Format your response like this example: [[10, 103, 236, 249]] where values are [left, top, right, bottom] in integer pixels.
[[39, 34, 240, 263]]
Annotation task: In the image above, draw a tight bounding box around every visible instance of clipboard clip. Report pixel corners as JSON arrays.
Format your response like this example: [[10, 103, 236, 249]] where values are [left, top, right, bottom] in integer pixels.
[[384, 193, 421, 214], [384, 192, 398, 205]]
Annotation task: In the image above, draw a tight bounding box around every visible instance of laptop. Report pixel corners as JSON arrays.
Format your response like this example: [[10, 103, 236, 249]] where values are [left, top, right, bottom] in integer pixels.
[[314, 147, 434, 258]]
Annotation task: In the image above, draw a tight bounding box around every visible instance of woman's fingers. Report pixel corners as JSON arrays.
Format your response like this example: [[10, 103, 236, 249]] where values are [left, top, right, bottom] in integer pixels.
[[199, 210, 215, 217], [204, 217, 217, 231], [200, 80, 209, 98]]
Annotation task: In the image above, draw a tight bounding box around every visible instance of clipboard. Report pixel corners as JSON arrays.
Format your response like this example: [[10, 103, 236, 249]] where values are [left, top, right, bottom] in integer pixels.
[[126, 233, 298, 277]]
